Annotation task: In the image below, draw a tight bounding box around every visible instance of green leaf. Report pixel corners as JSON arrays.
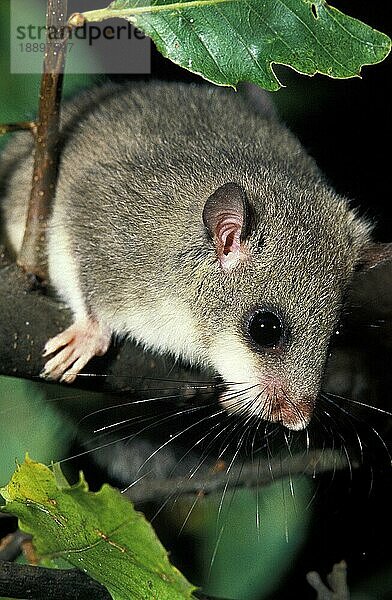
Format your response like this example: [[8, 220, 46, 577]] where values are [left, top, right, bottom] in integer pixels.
[[0, 457, 196, 600], [71, 0, 391, 90]]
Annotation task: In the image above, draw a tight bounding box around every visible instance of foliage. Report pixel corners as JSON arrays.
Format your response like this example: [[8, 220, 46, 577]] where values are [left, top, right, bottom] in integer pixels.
[[0, 457, 197, 600], [72, 0, 391, 89]]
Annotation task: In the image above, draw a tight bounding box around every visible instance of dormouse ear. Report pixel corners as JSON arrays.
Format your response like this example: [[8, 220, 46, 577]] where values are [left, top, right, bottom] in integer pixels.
[[203, 182, 252, 272], [356, 242, 392, 271]]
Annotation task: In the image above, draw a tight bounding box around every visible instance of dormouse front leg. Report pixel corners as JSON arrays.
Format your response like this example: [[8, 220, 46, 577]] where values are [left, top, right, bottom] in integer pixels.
[[41, 317, 111, 383]]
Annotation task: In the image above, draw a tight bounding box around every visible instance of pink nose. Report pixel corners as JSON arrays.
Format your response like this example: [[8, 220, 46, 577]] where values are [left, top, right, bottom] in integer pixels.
[[269, 394, 314, 431]]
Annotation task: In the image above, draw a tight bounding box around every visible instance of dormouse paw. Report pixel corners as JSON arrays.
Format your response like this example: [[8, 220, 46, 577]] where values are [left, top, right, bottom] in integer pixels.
[[41, 319, 111, 383]]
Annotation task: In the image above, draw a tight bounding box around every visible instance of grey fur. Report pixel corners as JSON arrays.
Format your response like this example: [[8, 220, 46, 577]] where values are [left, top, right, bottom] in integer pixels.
[[1, 81, 372, 429]]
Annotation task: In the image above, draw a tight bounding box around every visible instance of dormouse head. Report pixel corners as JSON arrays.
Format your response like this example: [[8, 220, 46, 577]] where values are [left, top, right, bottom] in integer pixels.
[[198, 181, 391, 431]]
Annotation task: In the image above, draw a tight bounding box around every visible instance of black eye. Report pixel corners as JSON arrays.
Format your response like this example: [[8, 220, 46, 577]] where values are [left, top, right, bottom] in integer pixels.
[[248, 310, 284, 349]]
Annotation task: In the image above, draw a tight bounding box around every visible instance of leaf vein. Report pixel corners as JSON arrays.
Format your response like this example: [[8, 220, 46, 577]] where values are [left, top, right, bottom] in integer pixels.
[[273, 0, 358, 75], [326, 5, 388, 51], [149, 8, 229, 81], [213, 3, 270, 79], [243, 0, 317, 72]]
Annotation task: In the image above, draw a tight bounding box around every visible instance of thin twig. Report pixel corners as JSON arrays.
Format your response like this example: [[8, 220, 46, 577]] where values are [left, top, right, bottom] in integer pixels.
[[0, 122, 37, 136], [17, 0, 69, 282], [125, 450, 349, 503], [0, 531, 32, 562]]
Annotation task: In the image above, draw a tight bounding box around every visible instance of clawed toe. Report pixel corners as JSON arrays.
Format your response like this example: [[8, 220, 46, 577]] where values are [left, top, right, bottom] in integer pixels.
[[41, 319, 111, 382], [43, 329, 74, 357]]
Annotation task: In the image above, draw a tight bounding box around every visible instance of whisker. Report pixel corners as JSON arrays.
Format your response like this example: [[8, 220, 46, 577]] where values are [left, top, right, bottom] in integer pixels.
[[207, 522, 225, 584], [322, 393, 392, 468], [57, 400, 223, 467], [216, 411, 253, 527], [208, 458, 246, 583], [325, 412, 354, 482], [149, 431, 224, 525], [121, 470, 153, 493], [147, 398, 252, 524], [187, 413, 246, 480], [92, 400, 218, 434], [279, 456, 289, 543], [134, 399, 248, 476], [121, 390, 257, 526], [321, 394, 365, 464], [160, 394, 253, 486], [77, 388, 221, 427], [256, 456, 261, 539], [326, 392, 392, 418], [368, 425, 392, 467], [177, 493, 201, 538]]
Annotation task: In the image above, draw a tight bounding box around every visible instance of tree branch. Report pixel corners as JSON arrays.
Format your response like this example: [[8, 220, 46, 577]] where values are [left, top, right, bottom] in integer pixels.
[[0, 561, 113, 600], [1, 246, 391, 393], [0, 246, 215, 395], [124, 450, 349, 504], [17, 0, 69, 281], [0, 560, 233, 600]]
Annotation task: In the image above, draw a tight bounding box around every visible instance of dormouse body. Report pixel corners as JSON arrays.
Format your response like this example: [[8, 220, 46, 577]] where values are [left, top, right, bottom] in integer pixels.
[[1, 81, 377, 430]]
